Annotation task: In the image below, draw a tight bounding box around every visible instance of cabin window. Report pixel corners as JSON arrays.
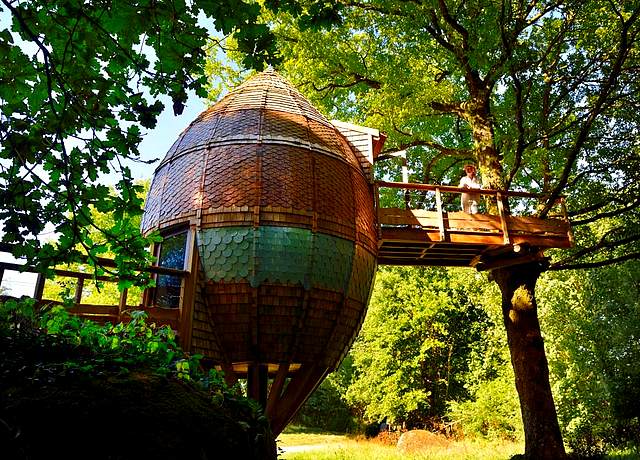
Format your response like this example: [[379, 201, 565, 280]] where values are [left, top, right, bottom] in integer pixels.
[[155, 231, 187, 309]]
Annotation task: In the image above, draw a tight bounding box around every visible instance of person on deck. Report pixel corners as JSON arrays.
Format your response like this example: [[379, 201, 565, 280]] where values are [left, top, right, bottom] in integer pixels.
[[459, 164, 482, 214]]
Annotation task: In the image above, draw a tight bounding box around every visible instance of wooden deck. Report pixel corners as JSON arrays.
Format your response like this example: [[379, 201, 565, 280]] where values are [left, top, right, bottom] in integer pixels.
[[376, 182, 573, 270]]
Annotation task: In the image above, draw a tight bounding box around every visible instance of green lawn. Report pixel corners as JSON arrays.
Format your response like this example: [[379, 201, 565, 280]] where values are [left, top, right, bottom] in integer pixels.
[[277, 428, 523, 460], [277, 428, 640, 460]]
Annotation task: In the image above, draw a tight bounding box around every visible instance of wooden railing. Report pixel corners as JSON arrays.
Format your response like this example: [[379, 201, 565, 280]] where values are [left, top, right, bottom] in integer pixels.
[[0, 258, 188, 327], [375, 181, 573, 248]]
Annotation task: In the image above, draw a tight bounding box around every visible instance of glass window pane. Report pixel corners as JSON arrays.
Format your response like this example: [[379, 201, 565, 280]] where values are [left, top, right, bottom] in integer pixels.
[[155, 232, 187, 309], [159, 232, 187, 270]]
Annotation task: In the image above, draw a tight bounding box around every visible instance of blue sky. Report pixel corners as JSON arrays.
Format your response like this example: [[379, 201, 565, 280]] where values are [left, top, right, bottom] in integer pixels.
[[129, 93, 208, 180]]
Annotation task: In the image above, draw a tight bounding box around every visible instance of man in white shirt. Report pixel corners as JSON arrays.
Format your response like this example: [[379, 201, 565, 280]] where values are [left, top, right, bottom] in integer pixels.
[[459, 164, 482, 214]]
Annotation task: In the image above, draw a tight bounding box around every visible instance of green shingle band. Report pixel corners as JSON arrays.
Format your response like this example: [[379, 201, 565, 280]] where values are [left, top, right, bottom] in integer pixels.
[[197, 226, 372, 295]]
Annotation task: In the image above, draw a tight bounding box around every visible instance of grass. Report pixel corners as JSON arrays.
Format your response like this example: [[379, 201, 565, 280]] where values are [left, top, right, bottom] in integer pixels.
[[277, 428, 640, 459], [277, 427, 523, 460]]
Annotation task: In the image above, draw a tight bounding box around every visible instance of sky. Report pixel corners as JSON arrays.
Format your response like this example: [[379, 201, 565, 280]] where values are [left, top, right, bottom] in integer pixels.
[[129, 93, 208, 180]]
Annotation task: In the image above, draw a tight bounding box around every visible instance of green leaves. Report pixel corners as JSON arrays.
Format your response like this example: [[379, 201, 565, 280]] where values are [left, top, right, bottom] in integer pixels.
[[345, 266, 493, 426]]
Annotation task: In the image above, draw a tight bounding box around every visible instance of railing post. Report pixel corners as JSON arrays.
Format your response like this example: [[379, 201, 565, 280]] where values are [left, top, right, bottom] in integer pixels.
[[435, 187, 446, 241], [178, 228, 197, 351], [373, 183, 382, 241], [33, 273, 46, 301], [496, 192, 511, 245], [401, 152, 410, 210], [559, 197, 575, 247], [118, 288, 128, 319], [74, 277, 84, 305]]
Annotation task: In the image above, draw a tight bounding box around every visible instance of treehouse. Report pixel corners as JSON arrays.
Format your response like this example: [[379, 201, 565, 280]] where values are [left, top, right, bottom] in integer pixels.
[[138, 70, 385, 435], [0, 71, 573, 436]]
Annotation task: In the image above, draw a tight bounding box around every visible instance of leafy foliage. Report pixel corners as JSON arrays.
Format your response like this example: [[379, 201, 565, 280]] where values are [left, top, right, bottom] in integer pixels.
[[41, 181, 150, 304], [345, 267, 491, 428], [0, 298, 243, 407], [448, 366, 523, 441], [292, 374, 357, 433], [538, 263, 640, 455], [0, 301, 275, 460]]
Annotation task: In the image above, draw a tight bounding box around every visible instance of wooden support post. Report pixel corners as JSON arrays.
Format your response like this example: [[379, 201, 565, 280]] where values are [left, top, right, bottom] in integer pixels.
[[33, 273, 45, 301], [118, 288, 128, 318], [74, 277, 84, 305], [435, 187, 446, 242], [401, 153, 410, 209], [496, 192, 510, 245], [266, 363, 290, 417], [178, 228, 198, 352], [270, 364, 329, 436], [0, 267, 4, 289], [247, 363, 269, 409]]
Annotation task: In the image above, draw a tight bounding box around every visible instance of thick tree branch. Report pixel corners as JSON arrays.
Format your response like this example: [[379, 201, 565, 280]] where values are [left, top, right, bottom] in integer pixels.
[[436, 0, 469, 45], [572, 199, 640, 226], [552, 233, 640, 267], [310, 73, 381, 92], [382, 140, 471, 157], [550, 252, 640, 271], [430, 100, 466, 117]]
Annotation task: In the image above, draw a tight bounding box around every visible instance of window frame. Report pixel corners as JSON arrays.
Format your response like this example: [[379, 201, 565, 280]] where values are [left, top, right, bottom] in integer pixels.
[[146, 224, 191, 309]]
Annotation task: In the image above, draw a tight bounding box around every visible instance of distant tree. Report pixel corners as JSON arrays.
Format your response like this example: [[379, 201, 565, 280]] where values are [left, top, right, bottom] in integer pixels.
[[538, 262, 640, 455], [345, 266, 490, 428]]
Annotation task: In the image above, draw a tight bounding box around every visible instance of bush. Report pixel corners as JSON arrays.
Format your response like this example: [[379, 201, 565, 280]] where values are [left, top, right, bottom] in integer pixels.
[[0, 299, 249, 411], [0, 298, 276, 459], [447, 371, 523, 441]]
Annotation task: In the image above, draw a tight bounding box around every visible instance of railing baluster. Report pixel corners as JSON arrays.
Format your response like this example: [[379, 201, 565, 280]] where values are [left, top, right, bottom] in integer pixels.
[[74, 277, 84, 305], [435, 187, 446, 241], [33, 273, 46, 301], [496, 192, 510, 245], [118, 288, 128, 318]]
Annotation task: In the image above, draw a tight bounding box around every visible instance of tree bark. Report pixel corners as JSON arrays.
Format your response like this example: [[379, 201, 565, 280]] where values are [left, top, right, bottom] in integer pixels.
[[464, 91, 505, 192], [492, 261, 567, 460]]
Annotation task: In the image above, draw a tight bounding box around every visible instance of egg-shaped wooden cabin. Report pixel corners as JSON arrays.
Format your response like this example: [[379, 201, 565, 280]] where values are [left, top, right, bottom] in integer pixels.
[[141, 71, 385, 434]]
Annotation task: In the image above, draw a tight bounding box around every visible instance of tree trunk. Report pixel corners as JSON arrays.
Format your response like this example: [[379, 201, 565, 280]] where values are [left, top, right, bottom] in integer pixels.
[[492, 261, 567, 460], [464, 91, 505, 191]]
